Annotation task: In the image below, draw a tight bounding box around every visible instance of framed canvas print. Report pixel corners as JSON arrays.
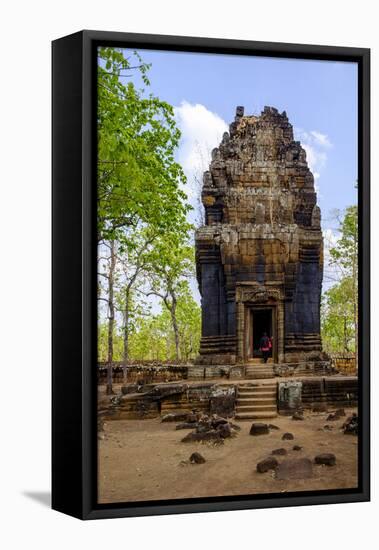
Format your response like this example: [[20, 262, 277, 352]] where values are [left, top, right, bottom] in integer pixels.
[[52, 30, 370, 519]]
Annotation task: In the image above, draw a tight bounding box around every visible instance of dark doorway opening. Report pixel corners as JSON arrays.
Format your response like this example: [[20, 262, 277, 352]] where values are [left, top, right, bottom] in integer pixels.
[[251, 308, 272, 359]]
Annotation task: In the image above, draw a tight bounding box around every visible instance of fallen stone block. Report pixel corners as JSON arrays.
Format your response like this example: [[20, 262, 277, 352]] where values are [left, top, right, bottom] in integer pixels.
[[268, 424, 280, 430], [282, 432, 294, 440], [292, 411, 304, 421], [293, 445, 302, 451]]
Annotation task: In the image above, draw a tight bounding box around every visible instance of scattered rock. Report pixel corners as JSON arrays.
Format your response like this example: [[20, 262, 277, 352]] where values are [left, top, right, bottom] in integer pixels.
[[257, 457, 278, 473], [268, 424, 280, 430], [276, 458, 313, 480], [323, 425, 333, 431], [211, 416, 228, 428], [271, 448, 287, 456], [196, 420, 213, 433], [181, 430, 223, 444], [162, 413, 189, 423], [292, 411, 304, 421], [217, 423, 232, 439], [282, 432, 294, 440], [314, 453, 336, 466], [190, 452, 206, 464], [343, 414, 358, 435], [293, 445, 302, 451], [250, 423, 269, 436]]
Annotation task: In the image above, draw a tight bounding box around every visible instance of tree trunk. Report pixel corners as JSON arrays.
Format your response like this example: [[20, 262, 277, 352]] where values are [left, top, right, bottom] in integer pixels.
[[106, 240, 116, 395], [170, 296, 180, 362], [122, 292, 130, 385]]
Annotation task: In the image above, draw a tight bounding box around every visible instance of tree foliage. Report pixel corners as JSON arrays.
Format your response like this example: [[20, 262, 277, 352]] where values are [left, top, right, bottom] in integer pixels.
[[321, 204, 358, 355], [97, 47, 191, 244], [96, 48, 199, 380]]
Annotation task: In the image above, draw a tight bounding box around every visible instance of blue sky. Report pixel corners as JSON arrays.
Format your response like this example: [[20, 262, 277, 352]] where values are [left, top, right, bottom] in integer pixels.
[[129, 49, 358, 222], [118, 48, 358, 295]]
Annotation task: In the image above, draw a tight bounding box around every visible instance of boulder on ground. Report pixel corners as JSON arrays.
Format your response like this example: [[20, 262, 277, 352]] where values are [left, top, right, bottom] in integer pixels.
[[292, 411, 304, 421], [250, 423, 269, 436], [276, 458, 313, 480], [314, 453, 336, 466], [268, 424, 280, 430], [257, 457, 278, 473], [271, 448, 287, 456], [282, 432, 294, 440], [190, 452, 206, 464], [293, 445, 302, 451]]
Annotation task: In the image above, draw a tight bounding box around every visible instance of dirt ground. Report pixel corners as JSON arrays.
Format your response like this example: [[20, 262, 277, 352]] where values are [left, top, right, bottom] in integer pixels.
[[98, 408, 358, 504]]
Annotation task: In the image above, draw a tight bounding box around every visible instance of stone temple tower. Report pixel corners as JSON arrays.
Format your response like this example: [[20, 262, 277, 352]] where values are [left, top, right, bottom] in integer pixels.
[[195, 106, 326, 372]]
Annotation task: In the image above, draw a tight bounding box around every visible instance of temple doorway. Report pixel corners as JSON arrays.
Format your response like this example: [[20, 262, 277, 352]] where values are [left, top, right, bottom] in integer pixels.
[[249, 307, 275, 361]]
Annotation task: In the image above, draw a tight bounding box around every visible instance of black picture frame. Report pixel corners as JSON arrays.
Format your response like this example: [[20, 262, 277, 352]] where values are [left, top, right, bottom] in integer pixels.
[[52, 30, 370, 520]]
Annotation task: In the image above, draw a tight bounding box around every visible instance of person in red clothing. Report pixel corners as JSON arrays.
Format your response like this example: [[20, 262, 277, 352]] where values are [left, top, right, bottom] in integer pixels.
[[260, 332, 270, 363]]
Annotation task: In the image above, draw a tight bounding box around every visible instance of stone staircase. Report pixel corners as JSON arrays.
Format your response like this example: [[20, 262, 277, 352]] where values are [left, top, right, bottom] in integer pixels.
[[245, 362, 275, 379], [235, 383, 278, 420]]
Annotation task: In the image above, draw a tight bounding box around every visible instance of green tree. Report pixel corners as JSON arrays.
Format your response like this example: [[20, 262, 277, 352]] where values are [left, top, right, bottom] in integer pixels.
[[148, 237, 195, 361], [97, 47, 190, 244], [329, 205, 358, 360], [321, 277, 355, 353]]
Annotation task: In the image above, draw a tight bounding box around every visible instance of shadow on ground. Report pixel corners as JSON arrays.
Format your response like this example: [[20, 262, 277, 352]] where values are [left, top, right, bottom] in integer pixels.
[[23, 491, 51, 508]]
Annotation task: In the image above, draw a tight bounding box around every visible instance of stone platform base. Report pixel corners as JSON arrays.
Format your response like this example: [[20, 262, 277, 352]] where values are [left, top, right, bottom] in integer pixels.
[[187, 361, 335, 380]]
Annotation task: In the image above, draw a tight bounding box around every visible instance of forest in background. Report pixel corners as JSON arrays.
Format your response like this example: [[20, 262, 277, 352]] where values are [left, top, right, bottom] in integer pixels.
[[97, 47, 358, 390]]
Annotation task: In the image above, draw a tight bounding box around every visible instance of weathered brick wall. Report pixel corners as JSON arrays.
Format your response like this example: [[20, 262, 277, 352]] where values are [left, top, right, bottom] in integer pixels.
[[98, 363, 189, 384]]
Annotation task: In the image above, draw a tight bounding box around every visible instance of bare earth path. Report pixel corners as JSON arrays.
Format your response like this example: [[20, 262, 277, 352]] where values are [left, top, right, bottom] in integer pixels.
[[98, 408, 358, 504]]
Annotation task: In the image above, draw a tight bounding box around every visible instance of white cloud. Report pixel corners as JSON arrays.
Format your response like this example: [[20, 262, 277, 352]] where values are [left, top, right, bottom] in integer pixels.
[[310, 130, 332, 148], [174, 101, 228, 180], [294, 128, 333, 194]]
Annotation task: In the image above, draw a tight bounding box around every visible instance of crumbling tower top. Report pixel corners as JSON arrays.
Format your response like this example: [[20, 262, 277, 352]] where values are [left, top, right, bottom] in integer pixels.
[[202, 106, 320, 229]]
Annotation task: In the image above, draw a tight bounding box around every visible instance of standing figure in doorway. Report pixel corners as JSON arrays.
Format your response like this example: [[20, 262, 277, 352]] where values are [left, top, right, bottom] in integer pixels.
[[260, 332, 270, 364]]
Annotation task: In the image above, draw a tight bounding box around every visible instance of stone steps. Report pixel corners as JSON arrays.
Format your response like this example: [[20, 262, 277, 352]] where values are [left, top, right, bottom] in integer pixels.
[[236, 397, 275, 406], [235, 383, 278, 420], [245, 365, 275, 379], [235, 411, 278, 420], [236, 404, 277, 413]]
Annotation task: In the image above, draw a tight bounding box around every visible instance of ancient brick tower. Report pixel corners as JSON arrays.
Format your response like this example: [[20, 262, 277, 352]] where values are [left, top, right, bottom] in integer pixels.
[[195, 106, 324, 369]]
